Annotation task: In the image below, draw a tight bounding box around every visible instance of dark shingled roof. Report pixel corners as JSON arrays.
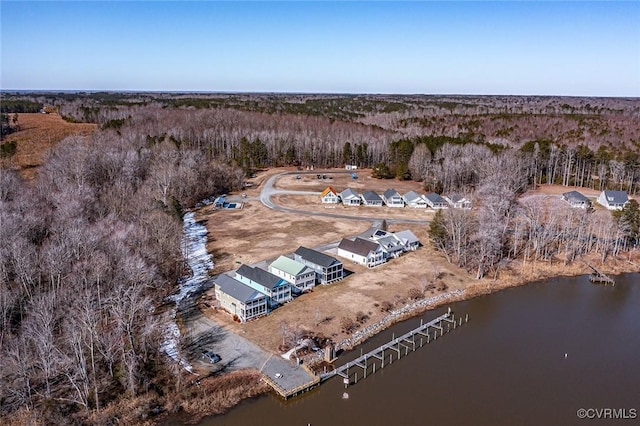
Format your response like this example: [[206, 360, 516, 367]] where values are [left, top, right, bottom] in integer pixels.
[[338, 237, 380, 257], [236, 264, 284, 290], [383, 188, 400, 199], [602, 190, 629, 204], [214, 274, 266, 303], [563, 190, 590, 203], [294, 246, 341, 268], [424, 192, 447, 204], [361, 191, 383, 202]]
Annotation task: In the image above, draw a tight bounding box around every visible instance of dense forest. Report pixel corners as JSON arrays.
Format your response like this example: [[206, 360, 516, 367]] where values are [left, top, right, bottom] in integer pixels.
[[1, 92, 639, 424], [1, 121, 243, 423]]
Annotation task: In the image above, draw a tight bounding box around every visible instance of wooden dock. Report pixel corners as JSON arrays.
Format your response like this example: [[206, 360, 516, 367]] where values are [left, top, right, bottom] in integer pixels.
[[261, 355, 320, 399], [320, 309, 468, 385], [582, 260, 615, 285]]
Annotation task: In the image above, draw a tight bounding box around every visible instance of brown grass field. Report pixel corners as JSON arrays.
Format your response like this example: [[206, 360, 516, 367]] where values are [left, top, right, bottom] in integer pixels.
[[198, 168, 474, 351], [1, 113, 96, 179], [198, 168, 639, 353]]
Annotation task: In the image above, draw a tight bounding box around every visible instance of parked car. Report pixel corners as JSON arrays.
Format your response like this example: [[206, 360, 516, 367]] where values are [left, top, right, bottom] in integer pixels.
[[202, 350, 221, 363]]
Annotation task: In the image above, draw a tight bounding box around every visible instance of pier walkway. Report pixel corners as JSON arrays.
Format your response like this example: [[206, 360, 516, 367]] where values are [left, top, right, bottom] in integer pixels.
[[261, 309, 468, 398], [321, 309, 468, 385]]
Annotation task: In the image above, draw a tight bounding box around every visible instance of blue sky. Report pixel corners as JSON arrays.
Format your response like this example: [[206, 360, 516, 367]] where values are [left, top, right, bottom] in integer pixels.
[[1, 1, 639, 96]]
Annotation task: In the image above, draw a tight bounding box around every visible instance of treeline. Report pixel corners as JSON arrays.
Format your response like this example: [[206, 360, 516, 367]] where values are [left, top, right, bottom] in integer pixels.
[[1, 113, 19, 139], [430, 166, 640, 280], [401, 140, 640, 196], [105, 106, 396, 170], [0, 100, 43, 114], [0, 132, 243, 423]]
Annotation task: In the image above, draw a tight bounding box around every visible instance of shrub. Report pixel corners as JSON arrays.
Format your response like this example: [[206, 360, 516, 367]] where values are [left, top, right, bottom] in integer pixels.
[[340, 316, 358, 334], [380, 301, 393, 312], [355, 311, 369, 323], [408, 287, 423, 300]]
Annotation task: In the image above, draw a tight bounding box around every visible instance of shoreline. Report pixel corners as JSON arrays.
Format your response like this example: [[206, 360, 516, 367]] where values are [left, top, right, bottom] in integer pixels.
[[179, 255, 638, 425], [327, 254, 638, 355]]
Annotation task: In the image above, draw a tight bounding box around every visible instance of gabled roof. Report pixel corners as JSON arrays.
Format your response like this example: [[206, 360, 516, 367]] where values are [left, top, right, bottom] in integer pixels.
[[563, 190, 590, 203], [403, 191, 424, 203], [338, 237, 380, 257], [270, 255, 310, 276], [383, 188, 401, 199], [321, 186, 338, 197], [424, 192, 447, 204], [340, 188, 360, 200], [236, 265, 286, 290], [395, 229, 420, 245], [447, 193, 467, 203], [361, 191, 383, 202], [214, 274, 266, 303], [358, 227, 390, 240], [602, 190, 628, 204], [295, 246, 341, 268], [376, 235, 404, 251]]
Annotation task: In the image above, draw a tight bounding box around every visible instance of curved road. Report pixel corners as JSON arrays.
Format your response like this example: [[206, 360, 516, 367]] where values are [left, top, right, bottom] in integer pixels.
[[259, 170, 432, 225]]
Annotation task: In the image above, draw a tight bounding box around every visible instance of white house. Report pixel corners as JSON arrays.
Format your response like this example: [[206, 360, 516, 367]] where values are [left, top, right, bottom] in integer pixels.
[[424, 192, 449, 209], [360, 227, 422, 259], [562, 190, 591, 209], [444, 194, 472, 209], [340, 188, 361, 206], [361, 190, 384, 207], [395, 229, 421, 251], [337, 237, 385, 268], [213, 274, 268, 322], [320, 186, 339, 204], [382, 189, 405, 208], [403, 191, 428, 208], [597, 190, 629, 211], [268, 256, 316, 293]]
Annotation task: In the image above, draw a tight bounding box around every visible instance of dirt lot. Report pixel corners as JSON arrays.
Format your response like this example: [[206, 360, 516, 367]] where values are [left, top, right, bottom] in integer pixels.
[[198, 168, 474, 352], [2, 113, 96, 179]]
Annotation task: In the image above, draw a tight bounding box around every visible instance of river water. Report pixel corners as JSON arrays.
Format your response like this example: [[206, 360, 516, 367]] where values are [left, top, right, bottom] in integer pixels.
[[202, 273, 639, 426]]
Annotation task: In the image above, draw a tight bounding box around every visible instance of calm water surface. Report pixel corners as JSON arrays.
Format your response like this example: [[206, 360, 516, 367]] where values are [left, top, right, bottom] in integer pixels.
[[202, 273, 639, 426]]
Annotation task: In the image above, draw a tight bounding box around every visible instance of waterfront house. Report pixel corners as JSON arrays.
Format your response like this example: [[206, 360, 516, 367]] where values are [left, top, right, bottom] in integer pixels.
[[213, 274, 268, 322], [424, 192, 449, 209], [444, 194, 472, 209], [562, 190, 591, 209], [374, 234, 406, 259], [360, 227, 421, 259], [382, 189, 405, 208], [394, 229, 421, 251], [320, 187, 339, 204], [294, 246, 343, 284], [361, 191, 384, 207], [403, 191, 428, 208], [340, 188, 361, 206], [268, 256, 316, 293], [597, 190, 628, 211], [337, 237, 385, 267], [235, 265, 292, 307]]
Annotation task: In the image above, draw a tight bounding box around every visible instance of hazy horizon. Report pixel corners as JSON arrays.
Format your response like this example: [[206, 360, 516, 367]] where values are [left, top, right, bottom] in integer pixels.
[[2, 1, 639, 97]]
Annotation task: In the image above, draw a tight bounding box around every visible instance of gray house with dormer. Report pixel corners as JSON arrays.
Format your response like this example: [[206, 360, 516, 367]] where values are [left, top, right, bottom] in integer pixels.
[[597, 190, 629, 211]]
